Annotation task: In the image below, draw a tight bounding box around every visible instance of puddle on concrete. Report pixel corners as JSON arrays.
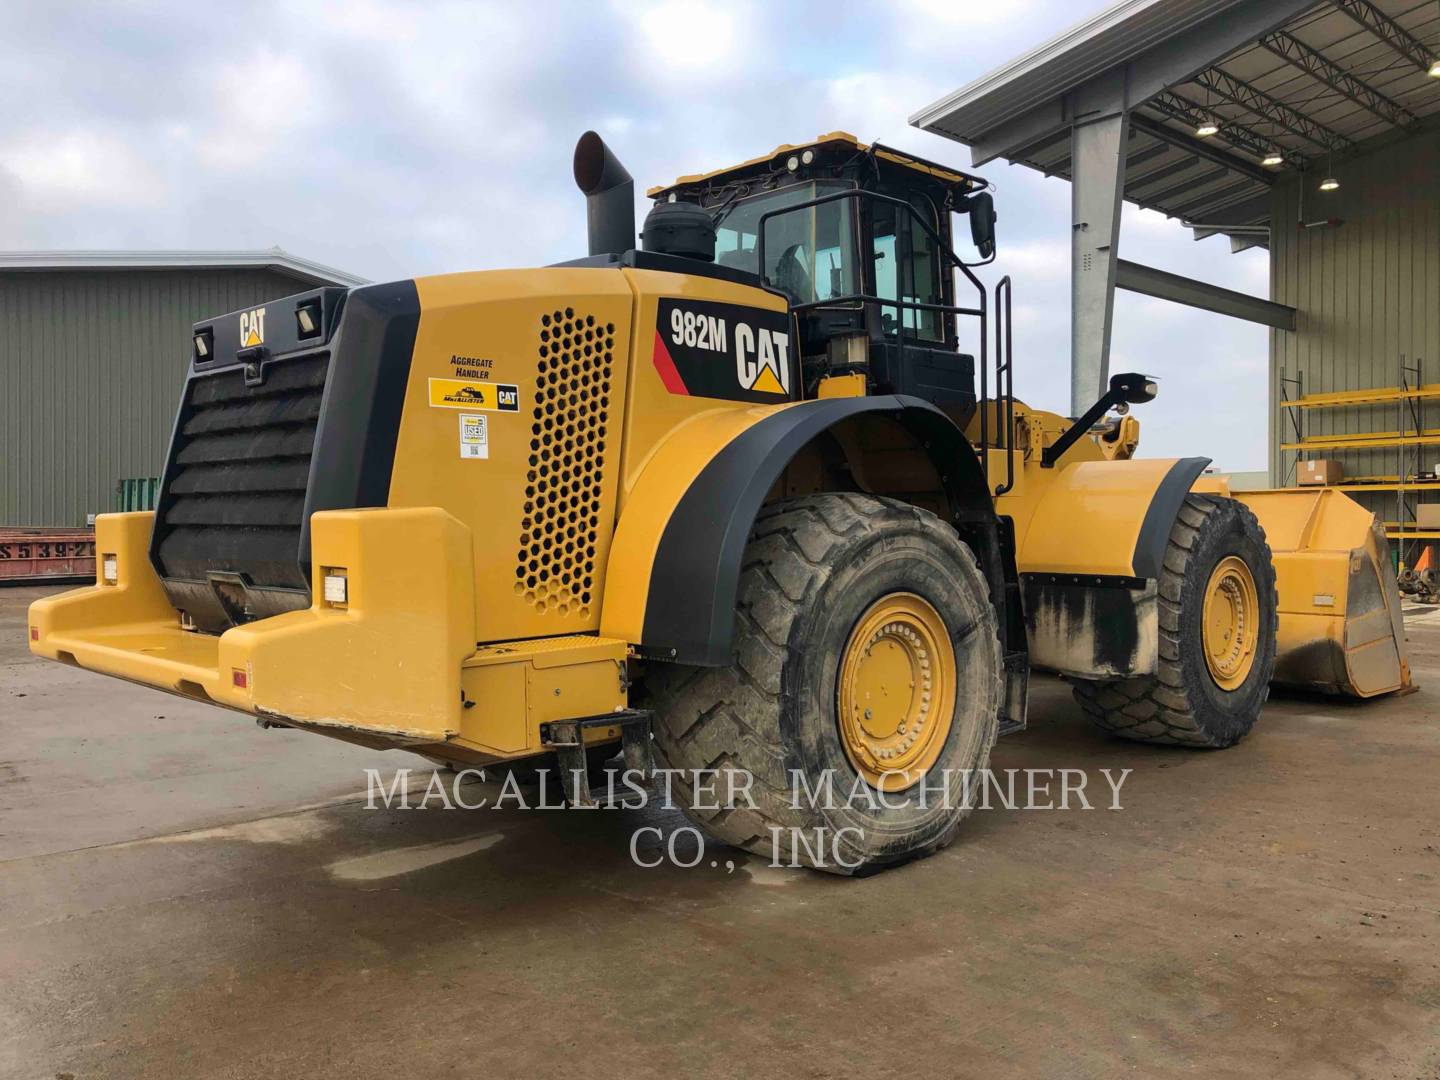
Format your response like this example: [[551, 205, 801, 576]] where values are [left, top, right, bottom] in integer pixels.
[[326, 834, 504, 882], [741, 860, 802, 887], [144, 812, 336, 846]]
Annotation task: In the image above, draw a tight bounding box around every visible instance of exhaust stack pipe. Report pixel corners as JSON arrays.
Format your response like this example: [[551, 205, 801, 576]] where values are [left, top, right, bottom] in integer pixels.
[[573, 131, 635, 257]]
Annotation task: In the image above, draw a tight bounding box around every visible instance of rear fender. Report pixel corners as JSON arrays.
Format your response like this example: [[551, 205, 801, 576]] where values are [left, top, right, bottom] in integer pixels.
[[601, 394, 1006, 666]]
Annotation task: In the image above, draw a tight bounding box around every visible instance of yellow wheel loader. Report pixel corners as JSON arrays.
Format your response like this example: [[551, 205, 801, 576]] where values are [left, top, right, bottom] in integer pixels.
[[28, 131, 1410, 873]]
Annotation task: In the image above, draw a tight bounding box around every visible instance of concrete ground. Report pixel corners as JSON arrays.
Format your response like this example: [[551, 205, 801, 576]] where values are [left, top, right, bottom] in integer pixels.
[[2, 584, 1438, 1080]]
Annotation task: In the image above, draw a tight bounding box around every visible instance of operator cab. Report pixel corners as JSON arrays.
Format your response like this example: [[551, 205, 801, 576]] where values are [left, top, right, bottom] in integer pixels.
[[647, 132, 997, 410]]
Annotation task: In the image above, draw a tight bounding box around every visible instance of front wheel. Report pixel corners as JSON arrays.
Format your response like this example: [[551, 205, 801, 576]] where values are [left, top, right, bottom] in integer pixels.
[[643, 493, 1004, 875], [1073, 494, 1278, 747]]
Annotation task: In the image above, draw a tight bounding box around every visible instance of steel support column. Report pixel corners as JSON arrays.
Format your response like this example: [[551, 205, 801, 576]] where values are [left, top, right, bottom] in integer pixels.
[[1069, 74, 1129, 415]]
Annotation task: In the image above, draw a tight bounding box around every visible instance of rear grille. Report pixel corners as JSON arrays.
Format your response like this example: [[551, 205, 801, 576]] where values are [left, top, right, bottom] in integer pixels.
[[154, 354, 328, 591], [515, 308, 615, 619]]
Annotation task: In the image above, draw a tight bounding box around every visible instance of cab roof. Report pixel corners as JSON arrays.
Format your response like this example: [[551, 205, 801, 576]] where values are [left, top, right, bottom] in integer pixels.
[[646, 131, 984, 199]]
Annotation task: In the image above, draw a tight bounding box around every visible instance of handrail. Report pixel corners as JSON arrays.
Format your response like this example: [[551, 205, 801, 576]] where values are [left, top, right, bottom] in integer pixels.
[[993, 276, 1014, 496]]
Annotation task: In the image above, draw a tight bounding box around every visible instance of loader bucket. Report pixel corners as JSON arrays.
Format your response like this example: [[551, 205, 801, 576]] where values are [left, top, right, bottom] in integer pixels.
[[1235, 488, 1412, 698]]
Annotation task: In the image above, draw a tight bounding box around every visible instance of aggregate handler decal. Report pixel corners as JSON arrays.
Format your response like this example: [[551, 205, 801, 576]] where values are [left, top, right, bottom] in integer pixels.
[[653, 298, 794, 402], [427, 377, 520, 411]]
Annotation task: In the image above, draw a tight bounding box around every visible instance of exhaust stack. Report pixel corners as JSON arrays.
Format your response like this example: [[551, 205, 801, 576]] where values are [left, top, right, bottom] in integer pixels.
[[573, 131, 635, 257]]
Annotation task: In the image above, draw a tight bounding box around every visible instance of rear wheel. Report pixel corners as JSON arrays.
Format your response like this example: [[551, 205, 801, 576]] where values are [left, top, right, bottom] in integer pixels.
[[643, 493, 1003, 875], [1073, 494, 1277, 747]]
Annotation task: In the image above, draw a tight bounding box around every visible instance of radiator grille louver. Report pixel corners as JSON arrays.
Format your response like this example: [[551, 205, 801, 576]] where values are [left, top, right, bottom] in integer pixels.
[[155, 354, 328, 590], [515, 309, 614, 618]]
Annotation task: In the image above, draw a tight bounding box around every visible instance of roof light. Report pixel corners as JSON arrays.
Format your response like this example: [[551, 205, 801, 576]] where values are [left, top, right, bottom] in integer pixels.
[[786, 155, 800, 172], [1262, 150, 1284, 167], [1195, 117, 1220, 138], [801, 149, 814, 165], [1429, 58, 1440, 78], [1319, 176, 1340, 192]]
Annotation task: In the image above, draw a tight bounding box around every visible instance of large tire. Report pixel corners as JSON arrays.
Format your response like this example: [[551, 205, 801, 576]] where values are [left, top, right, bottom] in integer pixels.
[[1072, 494, 1277, 748], [642, 493, 1004, 875]]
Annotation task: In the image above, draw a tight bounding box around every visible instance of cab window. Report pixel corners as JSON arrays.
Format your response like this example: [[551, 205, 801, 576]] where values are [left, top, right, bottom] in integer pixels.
[[714, 182, 858, 305], [871, 195, 945, 342]]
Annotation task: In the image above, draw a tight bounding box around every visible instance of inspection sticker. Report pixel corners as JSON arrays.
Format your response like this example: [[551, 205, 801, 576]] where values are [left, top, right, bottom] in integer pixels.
[[428, 377, 519, 411], [459, 414, 489, 459]]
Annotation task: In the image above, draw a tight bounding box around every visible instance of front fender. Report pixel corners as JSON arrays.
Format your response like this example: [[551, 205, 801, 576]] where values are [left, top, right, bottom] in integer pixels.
[[1015, 456, 1210, 679], [1018, 456, 1211, 578]]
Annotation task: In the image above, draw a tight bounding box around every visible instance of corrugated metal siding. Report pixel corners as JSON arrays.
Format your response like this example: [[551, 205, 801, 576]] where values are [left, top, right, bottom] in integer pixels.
[[0, 268, 320, 526], [1269, 133, 1440, 514]]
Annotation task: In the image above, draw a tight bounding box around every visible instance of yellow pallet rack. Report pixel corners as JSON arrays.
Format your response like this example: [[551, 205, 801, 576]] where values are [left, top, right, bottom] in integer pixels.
[[1278, 364, 1434, 549], [1280, 384, 1440, 409], [1280, 429, 1440, 451]]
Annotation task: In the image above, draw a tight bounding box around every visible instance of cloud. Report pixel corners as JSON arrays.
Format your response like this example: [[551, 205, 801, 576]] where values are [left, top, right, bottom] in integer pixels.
[[0, 130, 166, 209], [0, 0, 1274, 467], [994, 239, 1071, 282], [627, 0, 739, 77], [897, 0, 1041, 31], [199, 49, 328, 167]]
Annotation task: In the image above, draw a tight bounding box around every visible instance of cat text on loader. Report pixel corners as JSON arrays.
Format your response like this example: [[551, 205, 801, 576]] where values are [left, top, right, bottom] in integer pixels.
[[28, 131, 1410, 874]]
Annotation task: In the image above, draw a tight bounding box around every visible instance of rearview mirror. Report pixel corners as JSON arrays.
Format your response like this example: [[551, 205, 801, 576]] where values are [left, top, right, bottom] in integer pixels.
[[1109, 372, 1158, 405], [968, 192, 996, 260]]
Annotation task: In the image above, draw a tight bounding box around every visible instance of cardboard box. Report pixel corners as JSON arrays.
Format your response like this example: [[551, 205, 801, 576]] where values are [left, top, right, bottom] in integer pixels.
[[1416, 503, 1440, 529], [1297, 459, 1344, 486]]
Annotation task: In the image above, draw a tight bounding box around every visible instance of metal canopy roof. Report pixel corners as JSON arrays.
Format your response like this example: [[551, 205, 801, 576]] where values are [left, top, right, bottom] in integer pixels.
[[913, 0, 1440, 241], [0, 247, 368, 287]]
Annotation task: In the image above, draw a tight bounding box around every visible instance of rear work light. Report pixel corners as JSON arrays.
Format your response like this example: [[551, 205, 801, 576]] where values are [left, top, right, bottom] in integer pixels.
[[296, 300, 322, 339], [101, 554, 118, 585], [322, 569, 348, 607], [193, 328, 213, 361]]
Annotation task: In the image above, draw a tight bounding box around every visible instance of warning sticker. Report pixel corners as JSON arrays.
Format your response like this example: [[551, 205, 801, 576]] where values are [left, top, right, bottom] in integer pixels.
[[459, 414, 489, 459], [428, 377, 520, 411]]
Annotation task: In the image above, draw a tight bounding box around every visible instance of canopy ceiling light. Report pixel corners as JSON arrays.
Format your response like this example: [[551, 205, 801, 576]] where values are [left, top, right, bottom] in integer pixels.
[[1319, 149, 1339, 192], [1196, 116, 1220, 138], [1262, 149, 1284, 167]]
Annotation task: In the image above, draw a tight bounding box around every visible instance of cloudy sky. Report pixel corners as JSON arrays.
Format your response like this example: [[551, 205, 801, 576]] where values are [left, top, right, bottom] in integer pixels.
[[0, 0, 1271, 469]]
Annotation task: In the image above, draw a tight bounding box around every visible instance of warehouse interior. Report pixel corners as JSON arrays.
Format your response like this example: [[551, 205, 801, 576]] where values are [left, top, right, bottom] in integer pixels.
[[912, 0, 1440, 569]]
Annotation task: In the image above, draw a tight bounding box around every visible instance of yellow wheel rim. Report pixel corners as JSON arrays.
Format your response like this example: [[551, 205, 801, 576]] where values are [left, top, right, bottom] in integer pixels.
[[837, 592, 957, 791], [1201, 555, 1259, 691]]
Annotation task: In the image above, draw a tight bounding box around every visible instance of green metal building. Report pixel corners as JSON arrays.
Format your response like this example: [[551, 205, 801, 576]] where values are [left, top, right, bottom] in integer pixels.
[[0, 250, 365, 527]]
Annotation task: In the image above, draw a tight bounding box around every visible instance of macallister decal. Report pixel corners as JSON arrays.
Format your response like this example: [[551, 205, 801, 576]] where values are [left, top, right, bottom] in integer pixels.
[[428, 377, 520, 411], [653, 297, 794, 402]]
